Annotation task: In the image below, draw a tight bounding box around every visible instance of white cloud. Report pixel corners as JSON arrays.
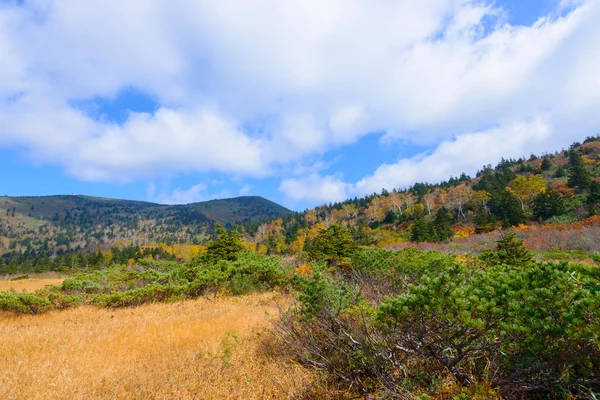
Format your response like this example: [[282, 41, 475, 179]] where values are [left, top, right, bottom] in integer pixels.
[[0, 0, 599, 204], [279, 174, 349, 204], [0, 98, 265, 182], [238, 184, 251, 196], [355, 119, 552, 195], [149, 183, 230, 205]]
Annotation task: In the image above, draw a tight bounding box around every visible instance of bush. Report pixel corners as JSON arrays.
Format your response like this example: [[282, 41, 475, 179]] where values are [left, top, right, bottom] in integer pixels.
[[379, 261, 600, 396], [0, 291, 52, 314], [61, 278, 102, 294], [276, 247, 600, 398]]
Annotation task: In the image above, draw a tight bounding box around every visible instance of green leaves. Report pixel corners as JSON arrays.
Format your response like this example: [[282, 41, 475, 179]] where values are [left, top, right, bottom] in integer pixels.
[[377, 260, 600, 390], [203, 223, 244, 263], [495, 233, 533, 266], [307, 224, 358, 265]]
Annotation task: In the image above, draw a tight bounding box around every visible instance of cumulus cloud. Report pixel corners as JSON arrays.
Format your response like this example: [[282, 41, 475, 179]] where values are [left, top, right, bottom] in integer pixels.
[[355, 119, 552, 195], [0, 0, 599, 205], [279, 174, 349, 204], [149, 183, 231, 205]]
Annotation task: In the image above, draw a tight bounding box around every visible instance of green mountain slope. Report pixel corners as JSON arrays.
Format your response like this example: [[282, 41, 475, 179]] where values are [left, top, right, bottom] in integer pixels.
[[0, 195, 291, 258]]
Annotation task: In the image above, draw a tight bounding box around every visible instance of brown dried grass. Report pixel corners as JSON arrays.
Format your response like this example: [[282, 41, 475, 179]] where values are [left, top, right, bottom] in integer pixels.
[[0, 278, 65, 292], [0, 292, 312, 399]]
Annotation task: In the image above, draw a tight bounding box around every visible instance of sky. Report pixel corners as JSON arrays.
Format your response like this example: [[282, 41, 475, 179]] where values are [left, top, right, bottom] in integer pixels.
[[0, 0, 599, 211]]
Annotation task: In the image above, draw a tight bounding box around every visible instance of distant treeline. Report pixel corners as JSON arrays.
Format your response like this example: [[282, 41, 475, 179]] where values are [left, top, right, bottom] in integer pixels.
[[0, 245, 176, 275]]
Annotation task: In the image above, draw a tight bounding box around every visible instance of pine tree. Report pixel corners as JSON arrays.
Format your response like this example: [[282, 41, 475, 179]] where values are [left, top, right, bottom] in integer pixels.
[[567, 151, 591, 191], [533, 189, 565, 221], [587, 180, 600, 215], [554, 167, 567, 178], [411, 209, 434, 243], [540, 157, 552, 171], [308, 224, 357, 265], [432, 206, 453, 242], [205, 223, 244, 263], [496, 233, 532, 266]]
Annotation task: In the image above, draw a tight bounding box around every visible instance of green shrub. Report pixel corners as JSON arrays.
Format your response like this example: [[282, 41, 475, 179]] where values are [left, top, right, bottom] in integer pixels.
[[278, 246, 600, 398], [378, 261, 600, 395], [0, 291, 52, 314], [61, 278, 102, 293]]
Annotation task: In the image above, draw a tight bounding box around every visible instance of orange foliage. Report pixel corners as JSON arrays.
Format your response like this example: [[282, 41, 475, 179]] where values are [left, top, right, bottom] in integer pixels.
[[295, 264, 314, 277], [453, 226, 475, 239]]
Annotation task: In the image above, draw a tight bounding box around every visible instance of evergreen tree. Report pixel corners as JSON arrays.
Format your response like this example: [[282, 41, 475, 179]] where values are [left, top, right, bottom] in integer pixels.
[[496, 233, 533, 266], [432, 206, 453, 242], [567, 151, 591, 191], [204, 223, 244, 263], [474, 206, 494, 234], [308, 225, 357, 265], [554, 167, 567, 178], [587, 180, 600, 215], [532, 189, 566, 221], [540, 157, 552, 171], [490, 190, 526, 227], [411, 209, 434, 243]]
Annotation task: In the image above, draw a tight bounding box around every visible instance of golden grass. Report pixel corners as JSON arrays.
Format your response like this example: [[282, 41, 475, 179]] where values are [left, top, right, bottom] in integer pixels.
[[0, 278, 65, 292], [0, 292, 313, 399]]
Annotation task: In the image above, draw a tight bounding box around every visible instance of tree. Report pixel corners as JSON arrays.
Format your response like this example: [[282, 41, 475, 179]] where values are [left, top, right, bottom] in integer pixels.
[[446, 185, 472, 220], [532, 189, 566, 221], [432, 206, 453, 242], [308, 225, 357, 265], [490, 190, 526, 227], [567, 151, 591, 191], [496, 233, 532, 267], [410, 206, 434, 243], [587, 180, 600, 215], [555, 166, 567, 178], [508, 175, 546, 212], [540, 157, 552, 171], [204, 224, 244, 263]]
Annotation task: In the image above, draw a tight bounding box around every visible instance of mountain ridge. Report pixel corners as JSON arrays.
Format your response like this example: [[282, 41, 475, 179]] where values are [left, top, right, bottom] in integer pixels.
[[0, 194, 291, 259]]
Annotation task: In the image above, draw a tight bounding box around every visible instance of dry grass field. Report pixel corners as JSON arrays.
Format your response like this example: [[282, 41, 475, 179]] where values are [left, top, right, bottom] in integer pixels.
[[0, 278, 65, 292], [0, 292, 312, 399]]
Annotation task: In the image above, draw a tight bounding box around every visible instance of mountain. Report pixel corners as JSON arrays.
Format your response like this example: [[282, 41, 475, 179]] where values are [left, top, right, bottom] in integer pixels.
[[0, 195, 291, 259]]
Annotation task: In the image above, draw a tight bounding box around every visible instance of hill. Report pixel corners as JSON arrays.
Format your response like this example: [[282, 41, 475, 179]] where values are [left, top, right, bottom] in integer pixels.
[[0, 195, 291, 259], [240, 135, 600, 254]]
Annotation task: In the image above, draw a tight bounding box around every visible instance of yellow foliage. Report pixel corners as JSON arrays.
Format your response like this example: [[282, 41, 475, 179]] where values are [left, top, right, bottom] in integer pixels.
[[241, 241, 257, 252], [454, 227, 475, 239], [289, 234, 306, 255], [306, 223, 326, 240], [295, 263, 314, 277], [455, 255, 467, 264], [102, 250, 113, 265], [256, 243, 268, 255]]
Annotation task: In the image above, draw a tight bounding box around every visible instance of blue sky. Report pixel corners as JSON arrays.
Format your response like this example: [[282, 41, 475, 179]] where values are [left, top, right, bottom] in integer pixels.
[[1, 0, 599, 210]]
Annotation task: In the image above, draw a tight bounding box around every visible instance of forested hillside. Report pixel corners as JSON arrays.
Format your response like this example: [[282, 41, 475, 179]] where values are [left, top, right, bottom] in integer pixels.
[[242, 136, 600, 254], [0, 195, 290, 261]]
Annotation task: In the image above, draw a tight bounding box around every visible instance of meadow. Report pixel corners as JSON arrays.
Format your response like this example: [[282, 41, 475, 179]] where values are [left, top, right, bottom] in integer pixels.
[[0, 292, 311, 399], [0, 277, 65, 292]]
